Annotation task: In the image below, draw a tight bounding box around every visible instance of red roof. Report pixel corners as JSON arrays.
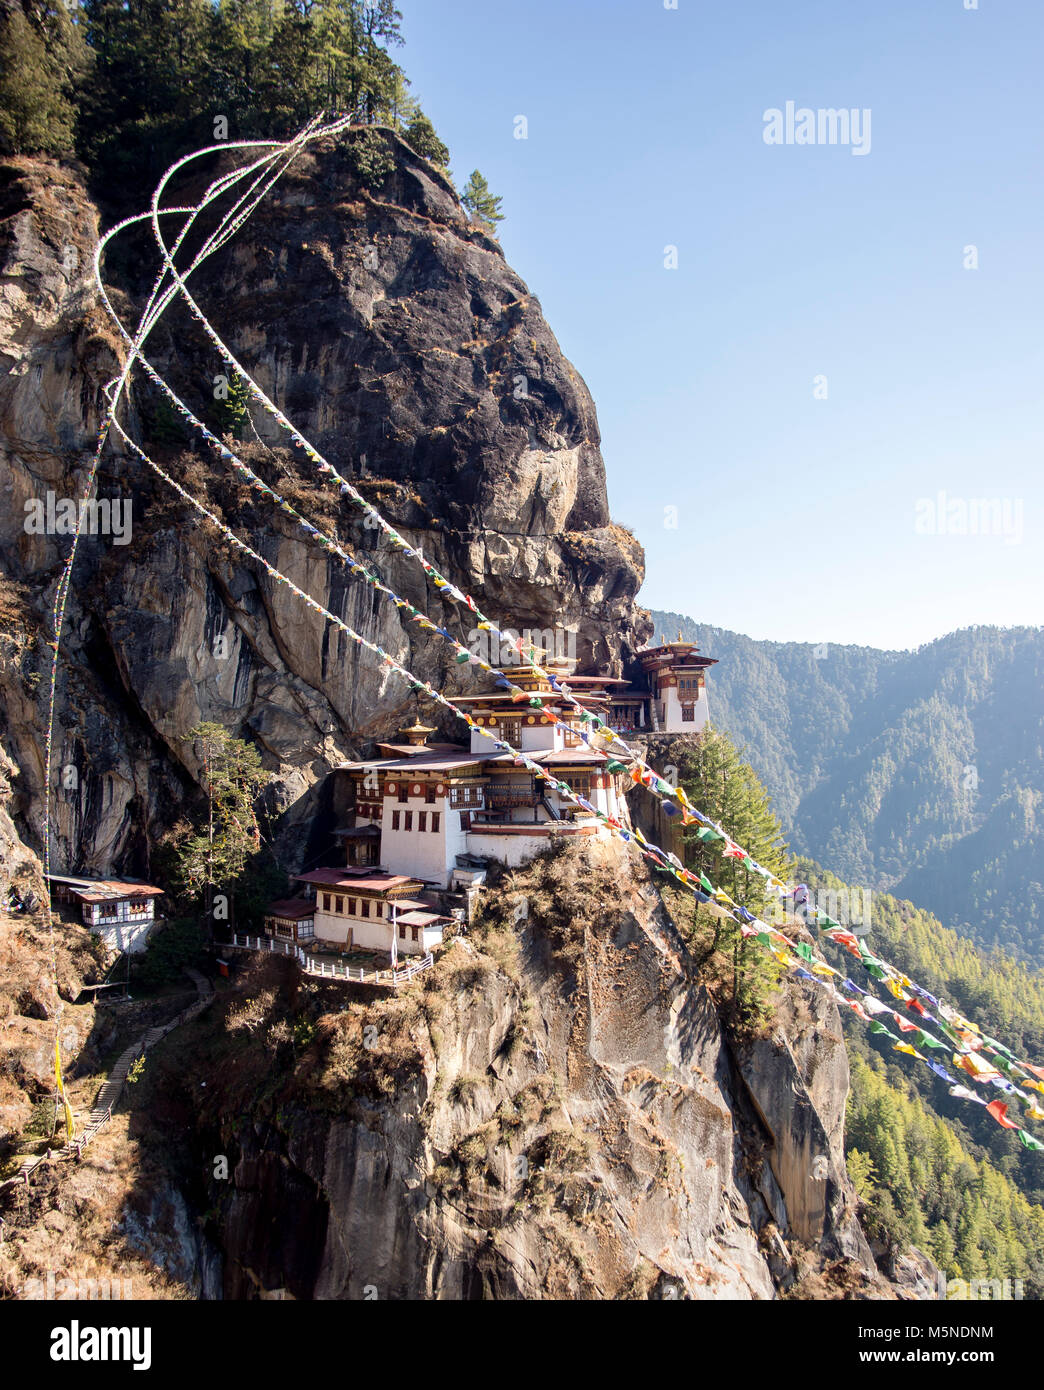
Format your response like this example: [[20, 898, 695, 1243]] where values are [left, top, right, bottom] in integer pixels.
[[48, 875, 163, 903], [265, 897, 315, 919], [295, 869, 421, 893]]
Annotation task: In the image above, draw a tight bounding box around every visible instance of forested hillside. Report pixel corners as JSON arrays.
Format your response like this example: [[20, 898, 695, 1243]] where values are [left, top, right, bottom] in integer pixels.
[[648, 612, 1044, 960], [793, 858, 1044, 1287]]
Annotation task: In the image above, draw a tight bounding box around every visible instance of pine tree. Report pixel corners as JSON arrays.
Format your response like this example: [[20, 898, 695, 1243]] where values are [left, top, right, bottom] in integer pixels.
[[403, 112, 449, 167], [214, 371, 252, 439], [460, 169, 504, 231], [676, 726, 790, 919], [671, 726, 790, 1023], [0, 0, 90, 155]]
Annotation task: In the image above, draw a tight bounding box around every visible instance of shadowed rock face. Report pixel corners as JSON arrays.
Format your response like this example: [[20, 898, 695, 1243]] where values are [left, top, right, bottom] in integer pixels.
[[0, 131, 648, 883]]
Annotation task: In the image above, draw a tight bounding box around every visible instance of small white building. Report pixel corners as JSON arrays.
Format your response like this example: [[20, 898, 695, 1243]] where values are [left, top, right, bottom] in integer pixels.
[[292, 868, 451, 957], [636, 639, 718, 733], [46, 874, 164, 954]]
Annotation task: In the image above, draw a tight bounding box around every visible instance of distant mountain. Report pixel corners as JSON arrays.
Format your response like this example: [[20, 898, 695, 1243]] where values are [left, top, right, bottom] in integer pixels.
[[647, 612, 1044, 960]]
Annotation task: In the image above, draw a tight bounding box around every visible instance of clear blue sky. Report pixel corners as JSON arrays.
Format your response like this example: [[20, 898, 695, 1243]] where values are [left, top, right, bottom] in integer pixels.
[[396, 0, 1043, 650]]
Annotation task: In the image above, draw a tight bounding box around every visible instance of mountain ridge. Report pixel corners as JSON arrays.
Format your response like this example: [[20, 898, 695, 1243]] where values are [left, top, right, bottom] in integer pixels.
[[648, 610, 1044, 960]]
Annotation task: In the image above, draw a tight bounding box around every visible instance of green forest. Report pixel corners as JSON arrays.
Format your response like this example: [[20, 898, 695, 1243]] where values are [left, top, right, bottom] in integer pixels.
[[799, 859, 1044, 1287], [0, 0, 451, 192], [651, 610, 1044, 962], [669, 731, 1044, 1288]]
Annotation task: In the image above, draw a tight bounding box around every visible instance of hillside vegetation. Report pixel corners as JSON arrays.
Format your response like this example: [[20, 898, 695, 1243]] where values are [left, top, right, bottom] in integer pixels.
[[649, 611, 1044, 960]]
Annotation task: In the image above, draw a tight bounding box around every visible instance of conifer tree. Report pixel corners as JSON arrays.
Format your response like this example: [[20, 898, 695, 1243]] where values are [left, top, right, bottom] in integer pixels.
[[460, 169, 503, 230], [670, 727, 790, 1023], [0, 0, 90, 155]]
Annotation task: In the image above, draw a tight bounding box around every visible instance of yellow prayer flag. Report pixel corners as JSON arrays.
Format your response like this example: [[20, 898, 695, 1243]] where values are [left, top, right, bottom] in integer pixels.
[[54, 1037, 74, 1140]]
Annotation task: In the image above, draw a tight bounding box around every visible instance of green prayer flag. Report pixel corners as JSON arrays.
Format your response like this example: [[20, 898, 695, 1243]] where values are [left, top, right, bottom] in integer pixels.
[[794, 942, 814, 963], [699, 873, 714, 893], [1018, 1129, 1044, 1152], [869, 1022, 897, 1039]]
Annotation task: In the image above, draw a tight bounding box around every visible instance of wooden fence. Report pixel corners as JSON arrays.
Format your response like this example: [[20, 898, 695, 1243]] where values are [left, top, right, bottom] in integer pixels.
[[229, 934, 433, 986]]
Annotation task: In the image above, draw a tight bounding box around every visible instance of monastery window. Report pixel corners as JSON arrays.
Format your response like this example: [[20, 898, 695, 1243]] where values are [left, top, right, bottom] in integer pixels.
[[425, 784, 436, 804], [335, 895, 344, 914], [398, 786, 409, 803], [361, 900, 371, 918], [399, 923, 407, 940], [681, 705, 695, 722], [431, 813, 440, 833], [392, 811, 400, 830], [411, 926, 419, 942], [347, 897, 357, 916], [323, 893, 332, 911], [418, 812, 427, 832], [565, 776, 591, 798], [404, 811, 413, 831], [501, 718, 522, 747], [562, 725, 582, 747]]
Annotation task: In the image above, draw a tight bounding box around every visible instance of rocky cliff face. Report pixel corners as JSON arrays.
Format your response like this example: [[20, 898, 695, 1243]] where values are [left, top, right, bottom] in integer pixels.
[[0, 132, 647, 884], [132, 840, 890, 1300], [0, 135, 905, 1300]]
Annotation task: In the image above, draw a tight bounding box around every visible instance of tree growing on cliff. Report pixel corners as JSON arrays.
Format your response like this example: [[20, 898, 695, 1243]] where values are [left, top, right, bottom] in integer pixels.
[[402, 112, 449, 168], [0, 0, 90, 156], [167, 722, 267, 935], [460, 169, 504, 231], [671, 727, 790, 1025], [676, 726, 790, 918]]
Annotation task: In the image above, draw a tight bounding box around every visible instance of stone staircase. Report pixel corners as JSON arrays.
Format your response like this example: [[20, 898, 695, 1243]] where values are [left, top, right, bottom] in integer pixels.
[[3, 969, 214, 1189]]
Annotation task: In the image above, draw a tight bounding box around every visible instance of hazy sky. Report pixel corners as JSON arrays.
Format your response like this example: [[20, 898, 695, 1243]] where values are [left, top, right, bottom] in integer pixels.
[[396, 0, 1043, 651]]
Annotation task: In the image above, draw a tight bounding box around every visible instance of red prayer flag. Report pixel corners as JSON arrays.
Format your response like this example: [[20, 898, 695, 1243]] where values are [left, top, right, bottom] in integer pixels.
[[986, 1101, 1019, 1130]]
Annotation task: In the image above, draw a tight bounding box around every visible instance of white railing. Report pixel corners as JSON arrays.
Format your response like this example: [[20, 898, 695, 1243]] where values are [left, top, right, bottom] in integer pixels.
[[229, 934, 433, 987]]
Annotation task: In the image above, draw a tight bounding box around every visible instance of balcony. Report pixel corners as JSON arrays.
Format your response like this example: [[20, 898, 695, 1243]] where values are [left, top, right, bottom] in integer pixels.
[[485, 783, 539, 809]]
